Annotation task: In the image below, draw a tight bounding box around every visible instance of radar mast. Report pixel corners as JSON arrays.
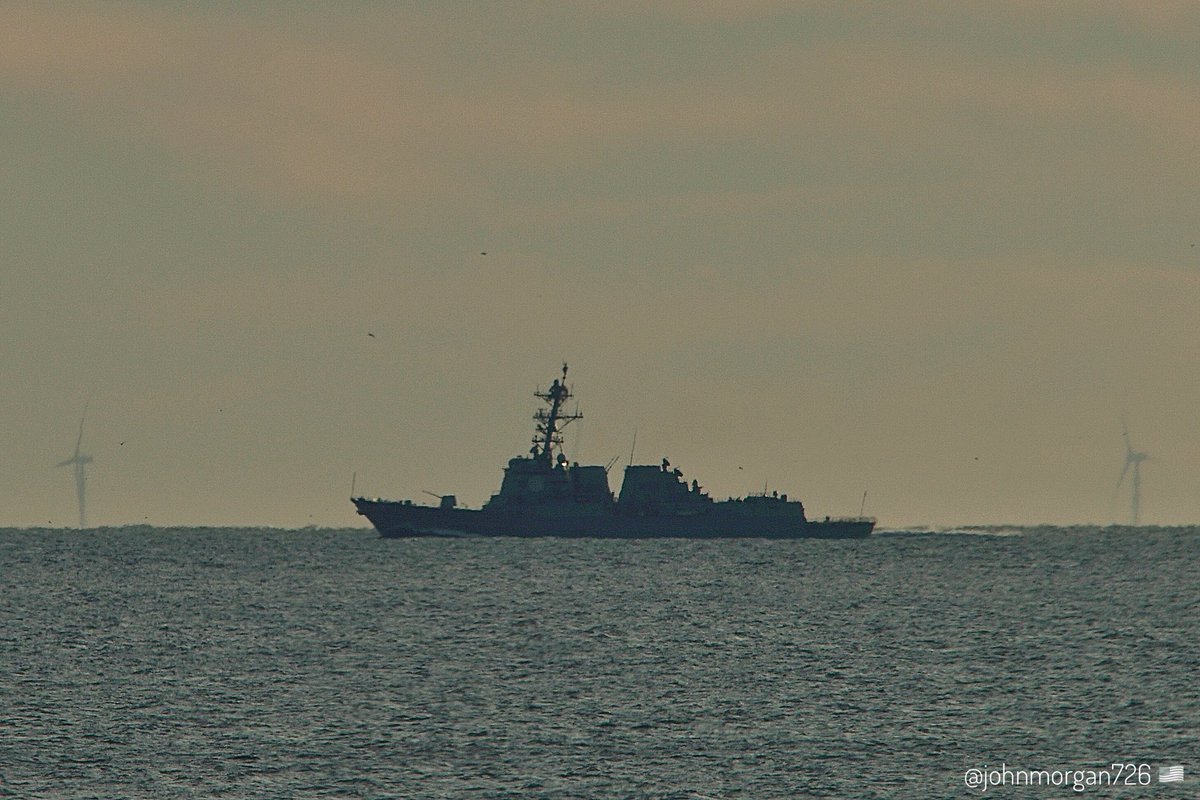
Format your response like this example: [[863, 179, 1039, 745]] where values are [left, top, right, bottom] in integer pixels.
[[532, 363, 583, 466]]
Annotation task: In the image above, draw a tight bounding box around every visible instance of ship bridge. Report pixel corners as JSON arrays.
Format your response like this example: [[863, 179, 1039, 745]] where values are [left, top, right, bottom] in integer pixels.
[[485, 456, 613, 509]]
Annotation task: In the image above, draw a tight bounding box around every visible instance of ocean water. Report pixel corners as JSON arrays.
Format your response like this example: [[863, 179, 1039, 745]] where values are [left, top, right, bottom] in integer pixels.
[[1, 526, 1196, 799]]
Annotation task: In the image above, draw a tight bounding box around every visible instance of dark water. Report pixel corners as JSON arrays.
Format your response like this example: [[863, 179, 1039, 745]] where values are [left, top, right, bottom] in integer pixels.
[[1, 526, 1196, 798]]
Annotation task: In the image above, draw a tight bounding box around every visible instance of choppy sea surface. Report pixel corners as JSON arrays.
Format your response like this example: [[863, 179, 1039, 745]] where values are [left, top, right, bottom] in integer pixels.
[[2, 525, 1197, 799]]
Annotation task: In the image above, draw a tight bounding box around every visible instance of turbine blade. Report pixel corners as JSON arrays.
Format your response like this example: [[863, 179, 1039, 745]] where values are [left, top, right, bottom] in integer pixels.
[[74, 397, 90, 456], [55, 458, 74, 468], [1115, 458, 1131, 491]]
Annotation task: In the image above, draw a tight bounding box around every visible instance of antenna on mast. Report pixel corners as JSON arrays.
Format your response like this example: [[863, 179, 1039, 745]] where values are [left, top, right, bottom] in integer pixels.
[[532, 363, 582, 465], [628, 427, 637, 466]]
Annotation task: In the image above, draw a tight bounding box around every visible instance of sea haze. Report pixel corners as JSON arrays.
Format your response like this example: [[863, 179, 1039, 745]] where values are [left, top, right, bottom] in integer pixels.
[[2, 526, 1196, 798]]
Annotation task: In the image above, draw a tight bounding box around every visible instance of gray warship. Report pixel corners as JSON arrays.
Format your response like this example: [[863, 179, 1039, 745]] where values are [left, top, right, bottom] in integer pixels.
[[352, 365, 874, 539]]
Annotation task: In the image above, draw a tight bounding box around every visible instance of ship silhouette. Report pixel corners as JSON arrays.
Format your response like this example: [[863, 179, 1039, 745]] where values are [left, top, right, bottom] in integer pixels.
[[353, 365, 874, 539]]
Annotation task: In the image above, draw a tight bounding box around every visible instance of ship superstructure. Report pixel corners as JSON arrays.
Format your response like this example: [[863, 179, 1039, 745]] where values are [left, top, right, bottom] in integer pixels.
[[483, 365, 610, 510]]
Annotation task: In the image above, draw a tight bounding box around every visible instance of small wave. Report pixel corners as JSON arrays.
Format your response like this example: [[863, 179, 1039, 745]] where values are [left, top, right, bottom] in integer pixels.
[[874, 526, 1025, 538]]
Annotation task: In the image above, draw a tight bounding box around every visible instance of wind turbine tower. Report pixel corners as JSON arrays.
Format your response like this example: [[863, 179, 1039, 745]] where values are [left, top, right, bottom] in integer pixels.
[[1115, 416, 1148, 526], [56, 400, 94, 528]]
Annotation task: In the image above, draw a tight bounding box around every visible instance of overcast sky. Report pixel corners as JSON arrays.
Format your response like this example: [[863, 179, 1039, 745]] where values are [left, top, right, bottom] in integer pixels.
[[3, 2, 1198, 528]]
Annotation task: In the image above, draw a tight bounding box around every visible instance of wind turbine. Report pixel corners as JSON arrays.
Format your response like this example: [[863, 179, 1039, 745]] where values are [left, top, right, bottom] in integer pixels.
[[1115, 415, 1148, 526], [56, 399, 94, 528]]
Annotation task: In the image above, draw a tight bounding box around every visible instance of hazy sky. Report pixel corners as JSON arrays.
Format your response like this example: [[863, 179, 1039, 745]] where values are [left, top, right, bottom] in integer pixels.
[[3, 2, 1198, 528]]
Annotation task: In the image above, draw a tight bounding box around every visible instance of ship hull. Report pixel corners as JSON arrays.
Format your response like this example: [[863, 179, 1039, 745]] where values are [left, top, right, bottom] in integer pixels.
[[353, 498, 873, 540]]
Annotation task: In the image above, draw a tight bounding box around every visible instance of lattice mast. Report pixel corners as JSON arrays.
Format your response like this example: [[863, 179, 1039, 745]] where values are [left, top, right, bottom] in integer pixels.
[[532, 363, 583, 466]]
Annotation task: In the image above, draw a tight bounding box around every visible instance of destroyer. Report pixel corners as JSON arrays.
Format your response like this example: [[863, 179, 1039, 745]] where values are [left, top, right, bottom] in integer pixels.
[[353, 365, 873, 539]]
